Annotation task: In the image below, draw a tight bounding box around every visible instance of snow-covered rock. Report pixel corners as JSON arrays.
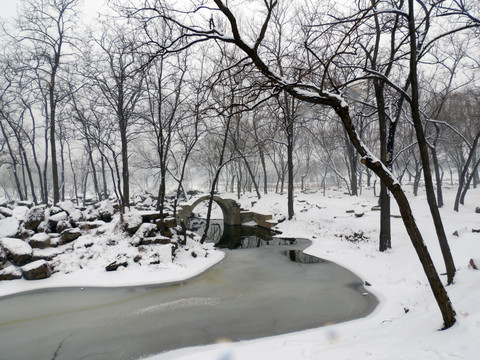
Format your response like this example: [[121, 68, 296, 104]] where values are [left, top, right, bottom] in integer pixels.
[[135, 223, 158, 239], [55, 219, 72, 233], [57, 201, 76, 215], [21, 260, 51, 280], [61, 228, 82, 244], [0, 237, 33, 266], [12, 206, 29, 220], [28, 233, 51, 249], [24, 206, 46, 231], [0, 217, 20, 238], [70, 209, 85, 223], [50, 211, 68, 223], [0, 207, 13, 217], [96, 200, 115, 222], [123, 213, 143, 235], [0, 265, 22, 281]]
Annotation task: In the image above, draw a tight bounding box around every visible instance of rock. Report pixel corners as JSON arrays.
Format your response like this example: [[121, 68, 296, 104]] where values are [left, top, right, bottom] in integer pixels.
[[57, 201, 76, 215], [96, 200, 115, 223], [55, 219, 72, 233], [476, 207, 480, 214], [354, 211, 365, 218], [472, 229, 480, 233], [49, 211, 68, 223], [77, 221, 105, 230], [28, 233, 52, 249], [17, 200, 34, 208], [140, 211, 165, 222], [49, 206, 64, 216], [346, 209, 355, 214], [24, 206, 46, 231], [0, 237, 33, 266], [0, 207, 13, 217], [61, 228, 82, 244], [0, 265, 22, 281], [371, 206, 381, 211], [163, 217, 177, 228], [37, 220, 49, 233], [469, 258, 478, 270], [0, 217, 20, 238], [135, 223, 158, 239], [105, 260, 128, 271], [453, 227, 469, 237], [70, 209, 85, 223], [12, 206, 29, 220], [21, 260, 52, 280], [123, 213, 143, 235], [140, 235, 172, 245], [155, 219, 174, 238], [21, 228, 35, 240]]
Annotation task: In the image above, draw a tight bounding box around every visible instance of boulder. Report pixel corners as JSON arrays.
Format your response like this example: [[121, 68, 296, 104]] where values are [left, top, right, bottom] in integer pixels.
[[0, 207, 13, 217], [57, 201, 76, 215], [21, 260, 52, 280], [55, 219, 72, 233], [70, 209, 85, 223], [24, 206, 46, 231], [0, 217, 20, 238], [61, 228, 82, 244], [49, 206, 64, 216], [0, 265, 22, 281], [140, 211, 165, 222], [105, 260, 128, 271], [140, 235, 172, 245], [0, 237, 33, 266], [12, 206, 29, 220], [123, 213, 143, 235], [77, 221, 105, 230], [17, 200, 34, 208], [135, 223, 158, 239], [28, 233, 51, 249], [155, 219, 175, 237], [96, 200, 115, 223]]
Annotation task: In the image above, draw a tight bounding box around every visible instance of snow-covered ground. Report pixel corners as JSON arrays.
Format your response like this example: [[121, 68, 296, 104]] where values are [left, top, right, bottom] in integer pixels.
[[1, 186, 479, 359]]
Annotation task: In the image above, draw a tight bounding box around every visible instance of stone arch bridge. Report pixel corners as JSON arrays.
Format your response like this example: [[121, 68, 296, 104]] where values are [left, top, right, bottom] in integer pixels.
[[176, 195, 276, 229]]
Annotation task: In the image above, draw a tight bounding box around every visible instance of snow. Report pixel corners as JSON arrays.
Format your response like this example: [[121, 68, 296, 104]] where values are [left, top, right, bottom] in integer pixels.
[[1, 187, 480, 360]]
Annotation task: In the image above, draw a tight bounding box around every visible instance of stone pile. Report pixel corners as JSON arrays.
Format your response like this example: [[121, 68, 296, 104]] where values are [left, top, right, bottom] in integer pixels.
[[0, 198, 181, 281]]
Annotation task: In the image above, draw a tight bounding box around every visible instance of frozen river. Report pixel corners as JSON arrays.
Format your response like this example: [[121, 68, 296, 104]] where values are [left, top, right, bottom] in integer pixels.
[[0, 237, 377, 360]]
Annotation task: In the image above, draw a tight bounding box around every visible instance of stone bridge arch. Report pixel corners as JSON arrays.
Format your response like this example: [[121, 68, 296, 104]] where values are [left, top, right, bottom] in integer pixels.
[[176, 195, 242, 228]]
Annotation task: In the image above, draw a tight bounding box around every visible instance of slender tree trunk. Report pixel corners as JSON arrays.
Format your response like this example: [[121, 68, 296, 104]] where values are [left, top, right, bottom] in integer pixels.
[[374, 82, 391, 251], [0, 121, 24, 200], [454, 131, 480, 211], [407, 0, 455, 285], [460, 156, 480, 205]]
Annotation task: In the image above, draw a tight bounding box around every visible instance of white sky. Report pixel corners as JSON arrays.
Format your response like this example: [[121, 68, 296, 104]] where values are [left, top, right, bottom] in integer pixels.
[[0, 0, 108, 21]]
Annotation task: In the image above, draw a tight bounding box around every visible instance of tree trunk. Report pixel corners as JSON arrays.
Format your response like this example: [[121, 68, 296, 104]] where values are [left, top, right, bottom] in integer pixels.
[[407, 0, 456, 285], [335, 103, 456, 329]]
